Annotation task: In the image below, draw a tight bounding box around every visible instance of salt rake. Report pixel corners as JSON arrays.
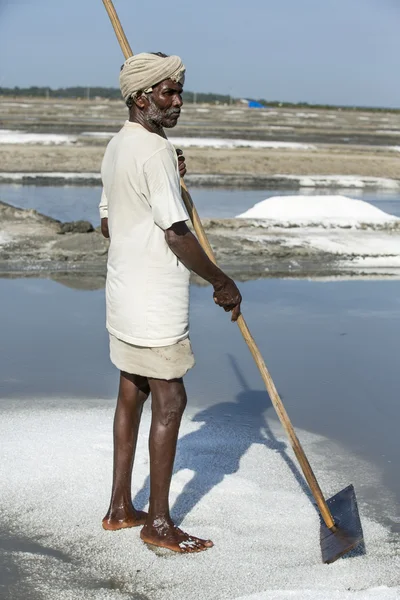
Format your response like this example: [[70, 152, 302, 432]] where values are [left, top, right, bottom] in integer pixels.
[[101, 0, 364, 564]]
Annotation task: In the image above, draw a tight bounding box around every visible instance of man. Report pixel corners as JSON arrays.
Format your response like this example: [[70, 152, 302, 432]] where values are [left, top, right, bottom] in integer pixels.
[[99, 52, 241, 553]]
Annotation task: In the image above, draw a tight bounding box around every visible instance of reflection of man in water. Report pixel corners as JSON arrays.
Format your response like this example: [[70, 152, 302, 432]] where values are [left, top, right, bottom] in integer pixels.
[[99, 53, 241, 553]]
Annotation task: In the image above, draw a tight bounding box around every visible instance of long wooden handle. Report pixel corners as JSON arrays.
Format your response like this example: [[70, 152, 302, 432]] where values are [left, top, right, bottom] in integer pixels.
[[101, 0, 335, 530], [102, 0, 133, 58]]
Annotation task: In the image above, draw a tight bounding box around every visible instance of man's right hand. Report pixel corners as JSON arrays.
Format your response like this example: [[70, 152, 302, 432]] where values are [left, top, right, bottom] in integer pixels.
[[213, 276, 242, 322]]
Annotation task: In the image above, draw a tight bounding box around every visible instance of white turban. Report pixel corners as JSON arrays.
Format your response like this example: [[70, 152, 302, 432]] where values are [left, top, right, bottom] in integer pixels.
[[120, 53, 185, 102]]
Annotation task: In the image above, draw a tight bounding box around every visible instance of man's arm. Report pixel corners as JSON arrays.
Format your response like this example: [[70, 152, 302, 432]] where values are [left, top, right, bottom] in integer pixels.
[[101, 218, 109, 238], [165, 221, 242, 322], [99, 189, 110, 238]]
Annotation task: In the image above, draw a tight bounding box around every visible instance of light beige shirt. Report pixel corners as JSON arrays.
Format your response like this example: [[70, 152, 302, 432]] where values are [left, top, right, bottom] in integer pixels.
[[100, 121, 190, 347]]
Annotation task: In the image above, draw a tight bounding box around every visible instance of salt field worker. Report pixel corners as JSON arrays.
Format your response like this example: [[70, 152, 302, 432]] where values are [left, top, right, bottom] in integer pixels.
[[99, 52, 242, 553]]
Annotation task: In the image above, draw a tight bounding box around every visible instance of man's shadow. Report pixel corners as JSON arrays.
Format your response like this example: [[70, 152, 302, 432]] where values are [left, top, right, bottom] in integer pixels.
[[134, 354, 316, 522]]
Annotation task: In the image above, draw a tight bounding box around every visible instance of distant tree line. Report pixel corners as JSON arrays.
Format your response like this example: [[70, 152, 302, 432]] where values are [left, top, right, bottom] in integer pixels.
[[0, 86, 398, 112], [0, 86, 234, 104], [0, 86, 121, 100]]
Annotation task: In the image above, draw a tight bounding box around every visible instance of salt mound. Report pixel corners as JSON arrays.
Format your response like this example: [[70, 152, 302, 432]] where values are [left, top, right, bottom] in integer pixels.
[[236, 195, 399, 227]]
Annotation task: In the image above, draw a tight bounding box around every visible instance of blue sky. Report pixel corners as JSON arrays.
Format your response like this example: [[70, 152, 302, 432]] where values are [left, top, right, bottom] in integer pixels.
[[0, 0, 399, 107]]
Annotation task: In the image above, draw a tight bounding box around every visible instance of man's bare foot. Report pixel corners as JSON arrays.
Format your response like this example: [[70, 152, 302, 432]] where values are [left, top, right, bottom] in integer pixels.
[[140, 518, 213, 553], [102, 506, 148, 531]]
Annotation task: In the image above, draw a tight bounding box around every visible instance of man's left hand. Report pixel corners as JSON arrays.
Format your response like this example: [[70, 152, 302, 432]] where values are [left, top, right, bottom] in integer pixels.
[[176, 148, 187, 178], [101, 217, 110, 239]]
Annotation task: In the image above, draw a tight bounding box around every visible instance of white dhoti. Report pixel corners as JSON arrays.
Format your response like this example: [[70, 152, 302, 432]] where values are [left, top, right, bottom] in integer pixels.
[[109, 334, 195, 380]]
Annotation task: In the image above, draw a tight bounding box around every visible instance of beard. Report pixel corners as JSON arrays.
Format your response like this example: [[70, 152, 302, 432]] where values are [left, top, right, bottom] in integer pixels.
[[146, 96, 180, 128]]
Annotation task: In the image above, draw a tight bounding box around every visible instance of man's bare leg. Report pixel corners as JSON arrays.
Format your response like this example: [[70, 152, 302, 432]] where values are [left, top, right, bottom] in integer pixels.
[[140, 378, 213, 553], [103, 371, 150, 530]]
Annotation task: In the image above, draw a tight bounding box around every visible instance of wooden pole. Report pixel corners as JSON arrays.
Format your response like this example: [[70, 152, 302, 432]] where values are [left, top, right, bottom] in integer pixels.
[[101, 0, 336, 530], [102, 0, 133, 58]]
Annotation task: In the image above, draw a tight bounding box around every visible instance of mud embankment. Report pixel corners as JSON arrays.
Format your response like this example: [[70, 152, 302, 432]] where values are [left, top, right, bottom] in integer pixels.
[[2, 200, 400, 285]]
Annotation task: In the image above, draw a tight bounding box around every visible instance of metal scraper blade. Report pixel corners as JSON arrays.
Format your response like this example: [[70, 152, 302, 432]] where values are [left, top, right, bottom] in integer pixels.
[[320, 484, 364, 564]]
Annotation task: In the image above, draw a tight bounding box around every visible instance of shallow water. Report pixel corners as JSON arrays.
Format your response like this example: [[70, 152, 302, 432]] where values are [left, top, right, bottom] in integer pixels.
[[1, 276, 399, 525], [1, 183, 400, 224]]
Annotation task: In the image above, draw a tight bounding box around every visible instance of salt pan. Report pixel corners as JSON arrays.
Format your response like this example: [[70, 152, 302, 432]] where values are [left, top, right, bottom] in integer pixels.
[[0, 402, 398, 599]]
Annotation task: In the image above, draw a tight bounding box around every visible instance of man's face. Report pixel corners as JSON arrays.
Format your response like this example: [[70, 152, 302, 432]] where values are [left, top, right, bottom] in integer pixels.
[[145, 79, 183, 128]]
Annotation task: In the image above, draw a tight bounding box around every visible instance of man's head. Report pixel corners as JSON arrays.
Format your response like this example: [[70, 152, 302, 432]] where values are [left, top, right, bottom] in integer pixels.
[[120, 52, 185, 129], [131, 78, 183, 129]]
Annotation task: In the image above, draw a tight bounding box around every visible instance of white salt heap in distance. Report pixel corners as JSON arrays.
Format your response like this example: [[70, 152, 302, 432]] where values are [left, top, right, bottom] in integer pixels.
[[236, 195, 400, 228]]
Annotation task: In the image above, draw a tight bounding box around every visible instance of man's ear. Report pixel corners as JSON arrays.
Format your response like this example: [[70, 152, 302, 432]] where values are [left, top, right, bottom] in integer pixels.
[[135, 93, 150, 109]]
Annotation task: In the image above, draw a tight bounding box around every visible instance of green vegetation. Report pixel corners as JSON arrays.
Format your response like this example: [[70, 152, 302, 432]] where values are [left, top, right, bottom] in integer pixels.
[[0, 86, 232, 104], [0, 86, 121, 100], [0, 86, 399, 112]]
